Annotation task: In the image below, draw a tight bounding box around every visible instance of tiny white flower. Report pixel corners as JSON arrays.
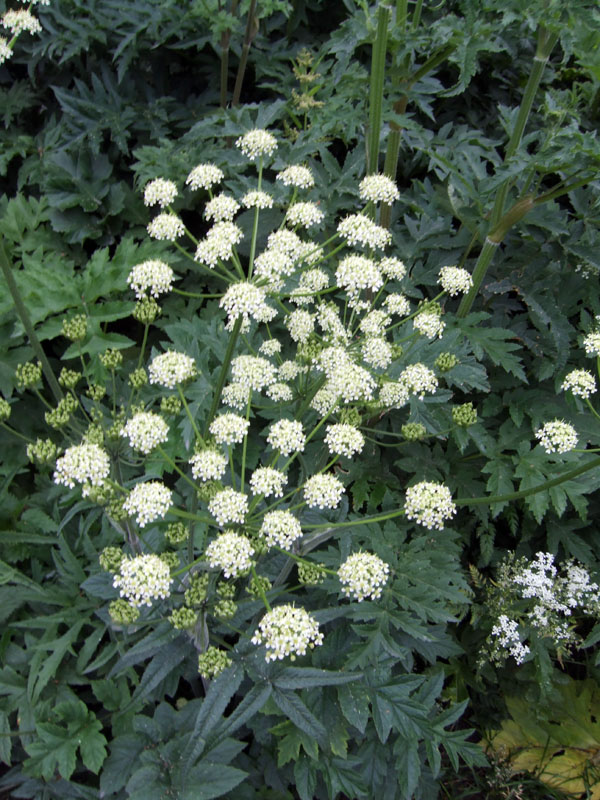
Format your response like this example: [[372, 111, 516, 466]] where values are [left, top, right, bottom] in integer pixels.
[[190, 449, 228, 481], [399, 363, 438, 399], [286, 202, 324, 230], [252, 605, 323, 661], [127, 260, 174, 299], [113, 554, 172, 608], [123, 481, 173, 528], [359, 174, 400, 205], [204, 193, 240, 223], [303, 474, 345, 509], [250, 467, 287, 498], [53, 444, 110, 496], [186, 163, 224, 191], [438, 266, 473, 296], [242, 190, 274, 209], [379, 257, 406, 281], [535, 420, 577, 454], [583, 332, 600, 357], [2, 9, 41, 34], [208, 488, 249, 527], [147, 213, 185, 241], [267, 419, 306, 456], [337, 214, 391, 250], [276, 165, 315, 189], [120, 412, 169, 454], [206, 531, 254, 578], [561, 369, 596, 399], [260, 509, 302, 549], [338, 552, 390, 601], [324, 424, 364, 458], [148, 351, 196, 389], [404, 481, 456, 530], [209, 413, 250, 445], [414, 311, 445, 340]]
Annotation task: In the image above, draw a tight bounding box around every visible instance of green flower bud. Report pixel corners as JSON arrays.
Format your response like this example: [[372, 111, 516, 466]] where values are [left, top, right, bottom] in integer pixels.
[[45, 395, 77, 429], [87, 383, 106, 402], [401, 422, 427, 441], [84, 423, 105, 446], [184, 573, 209, 607], [133, 298, 160, 324], [100, 349, 124, 370], [165, 522, 187, 545], [197, 646, 232, 679], [298, 562, 325, 585], [391, 344, 404, 360], [0, 398, 11, 422], [109, 598, 140, 626], [170, 606, 198, 630], [58, 368, 81, 390], [26, 437, 59, 467], [160, 551, 180, 570], [452, 402, 477, 427], [297, 338, 321, 363], [197, 481, 219, 503], [217, 581, 236, 599], [15, 361, 42, 390], [62, 314, 88, 342], [213, 598, 236, 619], [435, 352, 459, 373], [246, 574, 272, 597], [106, 498, 128, 521], [99, 546, 124, 573], [338, 407, 362, 427], [161, 396, 182, 415], [128, 368, 148, 389]]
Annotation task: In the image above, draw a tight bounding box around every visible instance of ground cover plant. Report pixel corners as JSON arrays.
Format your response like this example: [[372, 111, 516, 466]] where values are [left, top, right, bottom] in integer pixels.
[[2, 1, 600, 798]]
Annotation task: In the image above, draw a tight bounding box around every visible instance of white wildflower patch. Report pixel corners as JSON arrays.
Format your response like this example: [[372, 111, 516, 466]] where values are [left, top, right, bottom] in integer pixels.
[[148, 351, 196, 389], [204, 193, 240, 223], [127, 260, 174, 299], [190, 449, 228, 481], [120, 412, 169, 454], [53, 444, 110, 496], [236, 128, 278, 160], [276, 165, 315, 189], [266, 382, 293, 402], [147, 213, 185, 241], [219, 281, 276, 330], [336, 255, 383, 296], [206, 531, 254, 578], [2, 9, 41, 34], [379, 381, 409, 409], [252, 605, 323, 662], [113, 554, 172, 608], [242, 190, 274, 209], [359, 174, 400, 205], [303, 474, 345, 509], [250, 467, 287, 498], [267, 419, 306, 456], [535, 420, 577, 454], [379, 257, 406, 281], [123, 481, 173, 528], [561, 369, 596, 399], [286, 309, 315, 343], [209, 413, 250, 445], [208, 488, 249, 527], [338, 552, 390, 601], [414, 311, 446, 340], [337, 214, 391, 250], [490, 615, 530, 665], [404, 481, 456, 530], [384, 293, 410, 316], [231, 355, 277, 392], [143, 178, 178, 208], [438, 266, 473, 296], [186, 163, 224, 191], [260, 510, 302, 549], [286, 202, 324, 229], [194, 222, 243, 268], [362, 336, 393, 369], [222, 383, 251, 410], [324, 424, 365, 457], [399, 363, 438, 399]]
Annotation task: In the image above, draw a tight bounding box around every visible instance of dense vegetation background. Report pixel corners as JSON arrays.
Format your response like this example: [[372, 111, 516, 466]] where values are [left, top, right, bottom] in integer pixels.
[[2, 0, 600, 798]]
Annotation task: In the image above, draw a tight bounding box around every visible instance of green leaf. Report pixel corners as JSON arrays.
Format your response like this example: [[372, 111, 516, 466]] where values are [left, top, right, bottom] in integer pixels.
[[181, 762, 247, 799], [271, 666, 362, 690], [271, 687, 327, 747], [0, 709, 12, 765], [338, 682, 370, 734]]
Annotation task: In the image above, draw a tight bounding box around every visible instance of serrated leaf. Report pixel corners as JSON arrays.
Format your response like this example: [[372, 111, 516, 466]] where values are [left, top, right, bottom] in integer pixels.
[[271, 688, 327, 747]]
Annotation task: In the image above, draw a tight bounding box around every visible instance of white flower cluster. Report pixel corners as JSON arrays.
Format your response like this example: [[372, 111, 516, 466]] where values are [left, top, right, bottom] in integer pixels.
[[267, 383, 293, 402], [113, 554, 172, 608], [438, 266, 473, 296], [190, 449, 227, 481], [209, 413, 250, 445], [290, 268, 329, 305], [414, 311, 445, 340], [123, 481, 173, 527], [206, 531, 254, 578], [379, 380, 409, 409], [53, 444, 110, 496], [251, 605, 323, 661], [336, 255, 383, 297], [0, 38, 11, 66], [359, 174, 400, 205], [186, 163, 224, 191], [242, 190, 274, 209], [490, 615, 530, 665], [222, 383, 251, 409], [260, 510, 303, 549], [404, 481, 457, 530], [219, 281, 276, 331], [250, 467, 287, 498], [287, 309, 315, 343], [583, 331, 600, 357], [362, 336, 393, 369], [259, 339, 282, 357], [384, 293, 410, 316], [399, 363, 438, 399], [267, 419, 306, 456], [147, 213, 185, 241], [360, 309, 390, 337], [195, 222, 244, 268], [231, 355, 277, 392], [380, 257, 406, 281], [143, 178, 178, 208], [303, 474, 345, 509], [236, 128, 278, 160], [2, 9, 41, 34], [208, 488, 248, 527], [286, 202, 324, 229], [337, 214, 391, 250], [149, 351, 196, 389], [277, 165, 315, 189], [561, 369, 596, 399], [324, 424, 365, 457], [314, 347, 376, 406], [204, 193, 240, 223], [127, 260, 174, 299], [535, 420, 577, 454], [120, 412, 169, 454], [338, 552, 390, 602]]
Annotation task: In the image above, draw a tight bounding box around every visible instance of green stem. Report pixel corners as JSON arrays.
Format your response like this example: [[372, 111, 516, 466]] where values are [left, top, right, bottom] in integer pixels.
[[585, 398, 600, 423], [232, 0, 257, 106], [1, 422, 31, 443], [410, 0, 423, 30], [169, 507, 214, 525], [240, 391, 252, 491], [456, 237, 500, 317], [177, 384, 203, 444], [0, 240, 62, 403], [157, 445, 198, 492], [367, 2, 391, 173], [251, 564, 271, 611], [203, 316, 243, 438], [247, 157, 263, 278]]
